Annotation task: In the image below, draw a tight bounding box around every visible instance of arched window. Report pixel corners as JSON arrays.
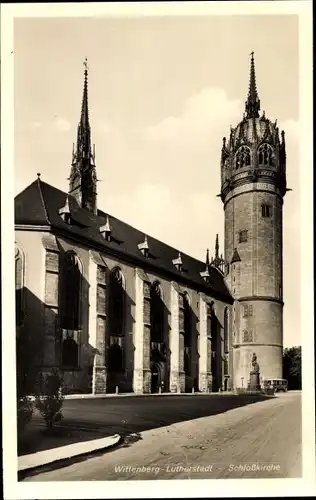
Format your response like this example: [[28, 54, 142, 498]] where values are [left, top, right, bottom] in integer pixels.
[[62, 331, 79, 367], [150, 281, 164, 343], [183, 293, 191, 347], [206, 303, 212, 338], [108, 342, 124, 373], [224, 307, 228, 353], [15, 246, 24, 327], [61, 252, 81, 330], [184, 349, 190, 374], [258, 143, 274, 166], [61, 251, 82, 367], [109, 267, 125, 336], [235, 146, 251, 169]]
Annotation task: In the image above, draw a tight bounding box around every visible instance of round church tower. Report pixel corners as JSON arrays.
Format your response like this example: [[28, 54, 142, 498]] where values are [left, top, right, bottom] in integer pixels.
[[220, 53, 288, 389]]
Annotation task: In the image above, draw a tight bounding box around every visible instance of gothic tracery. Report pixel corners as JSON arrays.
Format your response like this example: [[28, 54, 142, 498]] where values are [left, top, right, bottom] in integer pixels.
[[235, 146, 251, 169]]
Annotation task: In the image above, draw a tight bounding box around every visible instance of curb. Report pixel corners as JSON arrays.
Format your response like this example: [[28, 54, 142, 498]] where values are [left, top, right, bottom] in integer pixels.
[[18, 433, 122, 479], [52, 392, 234, 400], [26, 392, 236, 402]]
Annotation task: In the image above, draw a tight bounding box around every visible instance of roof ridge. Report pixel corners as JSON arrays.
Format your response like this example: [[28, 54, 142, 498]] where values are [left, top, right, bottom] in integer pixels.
[[36, 177, 51, 225]]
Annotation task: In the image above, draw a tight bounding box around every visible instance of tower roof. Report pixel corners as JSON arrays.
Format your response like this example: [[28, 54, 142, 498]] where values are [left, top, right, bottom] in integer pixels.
[[245, 51, 260, 119], [231, 248, 241, 264], [75, 58, 92, 162]]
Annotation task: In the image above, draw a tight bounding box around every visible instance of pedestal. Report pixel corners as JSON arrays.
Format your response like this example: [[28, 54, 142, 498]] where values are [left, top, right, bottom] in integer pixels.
[[248, 371, 261, 391]]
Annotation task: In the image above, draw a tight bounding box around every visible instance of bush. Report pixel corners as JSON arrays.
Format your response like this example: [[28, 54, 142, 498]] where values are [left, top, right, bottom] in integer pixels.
[[262, 388, 275, 396], [17, 396, 33, 434], [35, 369, 65, 432]]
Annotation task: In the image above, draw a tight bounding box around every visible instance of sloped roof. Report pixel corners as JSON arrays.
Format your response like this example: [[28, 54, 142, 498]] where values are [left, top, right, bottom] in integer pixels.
[[231, 247, 241, 264], [15, 179, 233, 303]]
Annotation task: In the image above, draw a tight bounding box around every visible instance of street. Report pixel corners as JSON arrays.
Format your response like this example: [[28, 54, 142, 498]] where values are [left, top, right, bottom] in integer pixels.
[[24, 391, 301, 480]]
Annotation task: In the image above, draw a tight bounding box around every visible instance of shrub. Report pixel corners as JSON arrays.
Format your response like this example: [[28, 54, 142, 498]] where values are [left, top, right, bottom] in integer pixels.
[[17, 396, 33, 434], [35, 369, 65, 432], [262, 388, 275, 396]]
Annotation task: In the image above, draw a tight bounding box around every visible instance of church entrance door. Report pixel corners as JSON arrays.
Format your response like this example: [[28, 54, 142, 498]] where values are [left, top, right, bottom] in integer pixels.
[[151, 363, 160, 393]]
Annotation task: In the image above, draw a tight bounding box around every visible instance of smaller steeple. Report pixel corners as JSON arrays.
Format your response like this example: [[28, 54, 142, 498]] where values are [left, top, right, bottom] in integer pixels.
[[69, 58, 97, 214], [245, 52, 260, 119]]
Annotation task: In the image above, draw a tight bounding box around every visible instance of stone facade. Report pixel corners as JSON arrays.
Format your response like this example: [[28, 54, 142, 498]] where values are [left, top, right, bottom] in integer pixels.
[[15, 229, 231, 394]]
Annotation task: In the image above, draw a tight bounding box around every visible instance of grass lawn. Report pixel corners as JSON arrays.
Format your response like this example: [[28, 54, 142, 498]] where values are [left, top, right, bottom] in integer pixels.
[[18, 419, 111, 456]]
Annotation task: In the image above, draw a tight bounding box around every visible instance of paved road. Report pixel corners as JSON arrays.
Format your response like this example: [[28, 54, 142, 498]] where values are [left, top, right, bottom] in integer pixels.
[[25, 391, 301, 480]]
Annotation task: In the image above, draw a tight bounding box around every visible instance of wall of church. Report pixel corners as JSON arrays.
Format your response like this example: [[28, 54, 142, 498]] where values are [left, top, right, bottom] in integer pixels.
[[15, 229, 233, 394], [15, 230, 47, 369]]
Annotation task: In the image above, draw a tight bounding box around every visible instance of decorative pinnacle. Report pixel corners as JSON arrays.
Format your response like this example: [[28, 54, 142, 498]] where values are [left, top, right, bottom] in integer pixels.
[[245, 51, 260, 119], [206, 248, 210, 267], [215, 234, 219, 259]]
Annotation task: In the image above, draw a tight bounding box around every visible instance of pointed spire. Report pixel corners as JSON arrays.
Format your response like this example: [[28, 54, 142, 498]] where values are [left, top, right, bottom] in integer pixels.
[[245, 51, 260, 119], [215, 234, 219, 260], [76, 57, 91, 161], [69, 59, 97, 214]]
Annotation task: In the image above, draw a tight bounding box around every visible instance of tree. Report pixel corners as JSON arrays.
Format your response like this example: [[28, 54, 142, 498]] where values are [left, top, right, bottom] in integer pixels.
[[35, 369, 65, 432], [283, 346, 301, 390]]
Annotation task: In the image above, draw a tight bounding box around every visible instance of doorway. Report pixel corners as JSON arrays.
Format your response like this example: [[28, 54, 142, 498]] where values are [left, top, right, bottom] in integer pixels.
[[151, 363, 160, 393]]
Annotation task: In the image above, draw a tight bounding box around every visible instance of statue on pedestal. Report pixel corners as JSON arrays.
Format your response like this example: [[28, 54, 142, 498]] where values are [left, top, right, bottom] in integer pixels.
[[248, 352, 261, 391], [251, 352, 260, 373]]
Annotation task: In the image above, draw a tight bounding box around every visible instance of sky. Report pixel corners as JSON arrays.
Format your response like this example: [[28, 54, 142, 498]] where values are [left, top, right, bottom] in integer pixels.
[[14, 15, 300, 347]]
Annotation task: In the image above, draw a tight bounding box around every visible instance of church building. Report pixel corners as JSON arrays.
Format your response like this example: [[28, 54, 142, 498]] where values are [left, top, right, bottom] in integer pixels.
[[15, 54, 287, 395]]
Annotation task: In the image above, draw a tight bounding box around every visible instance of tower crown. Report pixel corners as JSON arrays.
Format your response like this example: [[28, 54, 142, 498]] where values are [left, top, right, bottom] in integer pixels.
[[220, 53, 287, 200]]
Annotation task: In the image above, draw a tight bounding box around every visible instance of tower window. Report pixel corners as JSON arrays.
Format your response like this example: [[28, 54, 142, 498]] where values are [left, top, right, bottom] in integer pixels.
[[243, 304, 253, 317], [238, 230, 248, 243], [243, 329, 253, 343], [261, 204, 272, 218], [258, 143, 274, 166], [236, 146, 251, 169]]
